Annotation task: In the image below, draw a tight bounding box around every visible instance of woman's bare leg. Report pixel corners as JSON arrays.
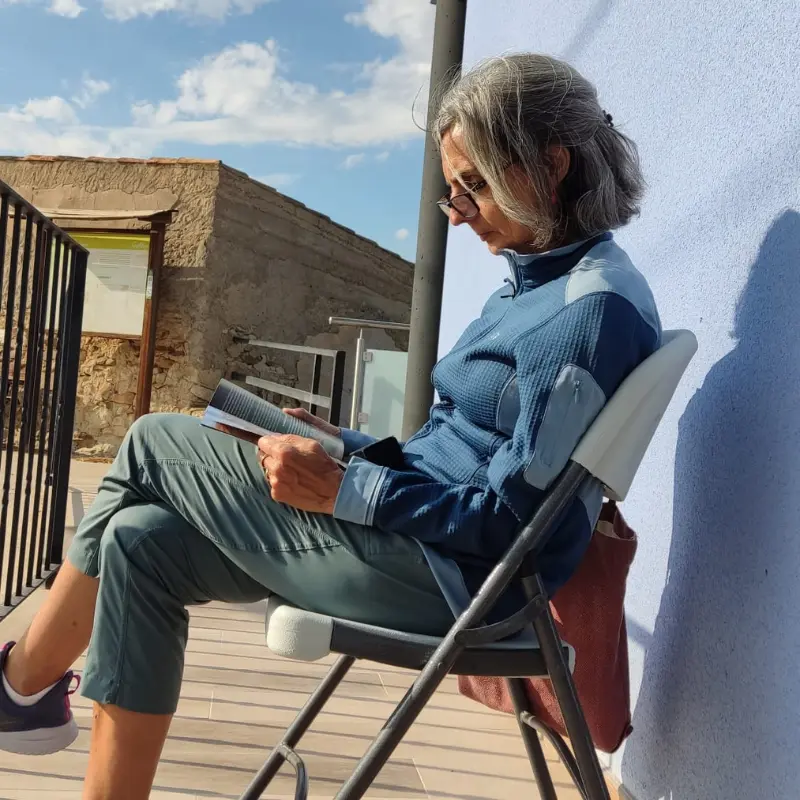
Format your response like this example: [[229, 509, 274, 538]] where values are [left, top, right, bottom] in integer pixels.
[[83, 704, 172, 800], [4, 561, 97, 695]]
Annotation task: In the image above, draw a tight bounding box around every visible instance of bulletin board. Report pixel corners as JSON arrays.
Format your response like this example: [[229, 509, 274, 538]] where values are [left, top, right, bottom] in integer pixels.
[[70, 232, 150, 338]]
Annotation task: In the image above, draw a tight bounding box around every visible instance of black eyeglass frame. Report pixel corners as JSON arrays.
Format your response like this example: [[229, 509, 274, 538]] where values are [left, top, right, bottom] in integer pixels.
[[436, 179, 488, 220]]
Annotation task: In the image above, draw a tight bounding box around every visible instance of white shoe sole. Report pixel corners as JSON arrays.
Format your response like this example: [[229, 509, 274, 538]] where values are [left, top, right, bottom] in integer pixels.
[[0, 717, 79, 755]]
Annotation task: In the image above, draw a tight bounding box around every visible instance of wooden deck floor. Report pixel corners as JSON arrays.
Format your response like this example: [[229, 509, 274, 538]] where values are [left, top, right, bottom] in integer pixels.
[[0, 462, 585, 799]]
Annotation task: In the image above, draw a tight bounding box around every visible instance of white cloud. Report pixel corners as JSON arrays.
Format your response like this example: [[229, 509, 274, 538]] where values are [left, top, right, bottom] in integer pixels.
[[345, 0, 433, 60], [0, 0, 435, 158], [48, 0, 84, 16], [2, 0, 269, 18], [0, 107, 110, 157], [73, 76, 111, 108], [395, 228, 409, 241], [0, 79, 113, 155], [22, 96, 78, 125], [0, 94, 144, 157], [342, 153, 365, 169], [100, 0, 274, 20], [129, 0, 435, 148], [253, 172, 299, 188], [0, 0, 83, 15], [375, 151, 390, 162]]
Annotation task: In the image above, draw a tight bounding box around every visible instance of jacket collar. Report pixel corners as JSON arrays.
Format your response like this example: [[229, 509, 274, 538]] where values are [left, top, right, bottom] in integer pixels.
[[501, 232, 612, 292]]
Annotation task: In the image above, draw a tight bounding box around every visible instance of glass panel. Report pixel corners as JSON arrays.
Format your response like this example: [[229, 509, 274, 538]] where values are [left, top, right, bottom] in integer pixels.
[[358, 350, 408, 439]]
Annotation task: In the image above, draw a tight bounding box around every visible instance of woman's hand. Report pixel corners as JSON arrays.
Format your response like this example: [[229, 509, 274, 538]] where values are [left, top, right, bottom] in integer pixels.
[[282, 407, 341, 438], [258, 434, 343, 515]]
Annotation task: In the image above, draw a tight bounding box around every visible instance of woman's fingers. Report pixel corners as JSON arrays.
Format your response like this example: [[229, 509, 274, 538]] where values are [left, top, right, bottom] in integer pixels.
[[281, 407, 341, 437], [282, 407, 310, 420], [257, 435, 342, 514]]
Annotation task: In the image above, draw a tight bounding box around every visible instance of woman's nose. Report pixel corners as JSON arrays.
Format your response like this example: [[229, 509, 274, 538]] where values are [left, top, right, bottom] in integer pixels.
[[449, 207, 466, 226]]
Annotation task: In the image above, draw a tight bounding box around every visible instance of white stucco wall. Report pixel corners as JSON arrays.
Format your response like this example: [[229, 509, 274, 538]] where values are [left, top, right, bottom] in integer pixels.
[[439, 2, 800, 797]]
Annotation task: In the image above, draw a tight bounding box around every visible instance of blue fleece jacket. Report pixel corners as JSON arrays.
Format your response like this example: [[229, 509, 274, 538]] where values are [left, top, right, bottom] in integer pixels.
[[334, 233, 661, 618]]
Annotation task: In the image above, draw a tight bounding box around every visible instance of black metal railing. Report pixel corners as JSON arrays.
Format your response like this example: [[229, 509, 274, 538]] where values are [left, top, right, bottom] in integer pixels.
[[0, 179, 87, 615], [230, 338, 346, 425]]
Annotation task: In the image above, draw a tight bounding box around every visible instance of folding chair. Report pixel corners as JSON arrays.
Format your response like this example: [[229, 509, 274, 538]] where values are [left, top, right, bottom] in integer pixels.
[[238, 329, 698, 800]]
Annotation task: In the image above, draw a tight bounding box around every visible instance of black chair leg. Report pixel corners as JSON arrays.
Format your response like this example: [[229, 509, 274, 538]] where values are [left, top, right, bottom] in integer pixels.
[[238, 655, 355, 800], [507, 678, 558, 800], [530, 580, 610, 800], [520, 712, 588, 798]]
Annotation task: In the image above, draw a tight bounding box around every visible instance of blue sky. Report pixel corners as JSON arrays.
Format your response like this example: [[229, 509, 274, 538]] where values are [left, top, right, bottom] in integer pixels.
[[0, 0, 436, 259]]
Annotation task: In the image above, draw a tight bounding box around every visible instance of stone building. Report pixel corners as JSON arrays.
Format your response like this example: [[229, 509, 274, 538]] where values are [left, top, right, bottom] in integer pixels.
[[0, 156, 413, 455]]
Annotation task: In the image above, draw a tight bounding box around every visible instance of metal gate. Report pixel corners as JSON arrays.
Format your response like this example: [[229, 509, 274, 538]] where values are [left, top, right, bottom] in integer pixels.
[[0, 179, 87, 616]]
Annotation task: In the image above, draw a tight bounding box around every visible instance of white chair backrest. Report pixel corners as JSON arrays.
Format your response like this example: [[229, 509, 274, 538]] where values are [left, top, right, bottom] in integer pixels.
[[572, 329, 698, 501]]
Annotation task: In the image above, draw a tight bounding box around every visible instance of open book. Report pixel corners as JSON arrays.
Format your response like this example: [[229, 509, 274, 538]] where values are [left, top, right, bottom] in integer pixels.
[[201, 379, 346, 461]]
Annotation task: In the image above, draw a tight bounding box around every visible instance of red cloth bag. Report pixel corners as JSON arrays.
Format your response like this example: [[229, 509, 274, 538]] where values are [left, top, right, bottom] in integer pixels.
[[457, 501, 637, 753]]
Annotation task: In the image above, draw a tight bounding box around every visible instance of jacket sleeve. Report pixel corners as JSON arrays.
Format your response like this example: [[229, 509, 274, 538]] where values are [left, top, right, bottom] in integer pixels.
[[333, 293, 658, 561], [339, 428, 379, 456]]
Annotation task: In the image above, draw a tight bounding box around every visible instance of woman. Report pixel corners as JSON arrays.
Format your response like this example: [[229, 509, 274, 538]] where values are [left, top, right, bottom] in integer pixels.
[[0, 53, 660, 798]]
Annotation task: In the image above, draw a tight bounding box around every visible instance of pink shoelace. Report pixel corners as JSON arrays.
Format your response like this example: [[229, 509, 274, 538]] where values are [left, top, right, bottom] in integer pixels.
[[64, 673, 81, 713]]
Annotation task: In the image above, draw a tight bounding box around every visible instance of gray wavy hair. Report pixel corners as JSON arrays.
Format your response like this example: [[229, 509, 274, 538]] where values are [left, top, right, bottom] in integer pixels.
[[433, 53, 645, 249]]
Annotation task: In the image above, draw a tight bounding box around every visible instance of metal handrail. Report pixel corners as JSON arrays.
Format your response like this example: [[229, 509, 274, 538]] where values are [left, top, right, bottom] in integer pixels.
[[328, 316, 410, 332], [230, 338, 346, 425], [0, 179, 88, 613]]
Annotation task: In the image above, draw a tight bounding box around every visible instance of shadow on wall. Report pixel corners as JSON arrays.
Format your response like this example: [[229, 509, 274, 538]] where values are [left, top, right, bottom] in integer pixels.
[[623, 210, 800, 800], [560, 0, 616, 61]]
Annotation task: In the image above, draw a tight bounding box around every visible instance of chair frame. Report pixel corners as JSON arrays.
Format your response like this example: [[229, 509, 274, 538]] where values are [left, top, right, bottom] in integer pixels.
[[238, 459, 608, 800]]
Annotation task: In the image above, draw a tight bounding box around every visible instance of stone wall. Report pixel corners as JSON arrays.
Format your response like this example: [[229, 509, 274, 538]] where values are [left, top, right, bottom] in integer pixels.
[[190, 165, 413, 426], [0, 157, 220, 456], [0, 157, 414, 454]]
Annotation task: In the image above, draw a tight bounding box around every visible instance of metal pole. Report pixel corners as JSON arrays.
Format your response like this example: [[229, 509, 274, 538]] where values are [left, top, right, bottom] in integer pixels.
[[308, 354, 322, 417], [349, 330, 366, 429], [401, 0, 467, 440], [48, 247, 87, 566], [507, 679, 559, 800], [329, 349, 347, 426], [135, 220, 167, 419]]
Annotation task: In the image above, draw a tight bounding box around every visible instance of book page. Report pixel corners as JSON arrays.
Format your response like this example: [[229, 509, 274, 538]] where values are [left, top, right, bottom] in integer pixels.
[[205, 380, 344, 459]]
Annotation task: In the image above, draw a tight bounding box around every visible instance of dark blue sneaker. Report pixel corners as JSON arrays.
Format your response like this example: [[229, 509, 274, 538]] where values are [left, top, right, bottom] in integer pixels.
[[0, 642, 79, 754]]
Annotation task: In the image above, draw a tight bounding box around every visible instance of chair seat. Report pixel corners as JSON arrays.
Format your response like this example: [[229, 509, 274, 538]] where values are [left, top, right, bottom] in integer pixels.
[[265, 596, 575, 677]]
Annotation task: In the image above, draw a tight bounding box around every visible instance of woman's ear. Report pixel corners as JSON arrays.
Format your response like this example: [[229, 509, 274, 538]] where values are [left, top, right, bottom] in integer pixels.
[[547, 145, 571, 187]]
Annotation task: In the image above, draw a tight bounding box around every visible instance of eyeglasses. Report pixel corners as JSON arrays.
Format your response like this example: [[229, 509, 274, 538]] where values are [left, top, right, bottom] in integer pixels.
[[436, 180, 488, 220]]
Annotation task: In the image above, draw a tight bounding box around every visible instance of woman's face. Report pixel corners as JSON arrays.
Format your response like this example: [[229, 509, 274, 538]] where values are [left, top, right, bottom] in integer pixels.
[[439, 129, 541, 255]]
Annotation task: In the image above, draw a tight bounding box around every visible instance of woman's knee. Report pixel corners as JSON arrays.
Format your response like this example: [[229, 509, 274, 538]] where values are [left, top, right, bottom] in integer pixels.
[[97, 505, 211, 608], [125, 412, 188, 449], [97, 505, 177, 575]]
